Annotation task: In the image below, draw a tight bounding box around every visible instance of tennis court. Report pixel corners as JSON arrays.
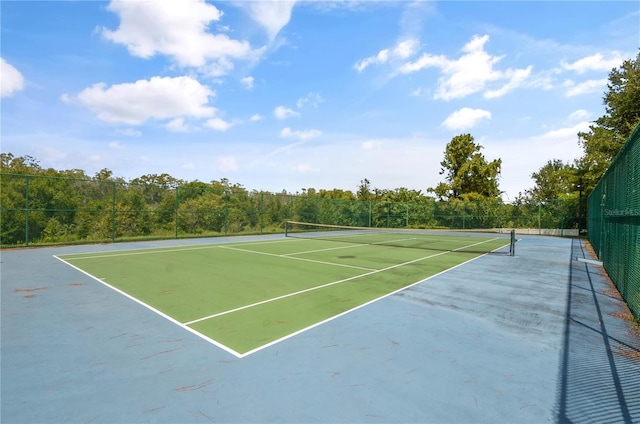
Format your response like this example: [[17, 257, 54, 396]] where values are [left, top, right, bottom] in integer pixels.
[[2, 232, 639, 423], [55, 225, 512, 357]]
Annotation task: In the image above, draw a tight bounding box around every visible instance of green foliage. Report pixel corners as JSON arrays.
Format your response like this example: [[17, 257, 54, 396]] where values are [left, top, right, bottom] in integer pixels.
[[1, 152, 581, 246], [525, 159, 578, 201], [429, 134, 502, 201], [357, 178, 372, 201], [600, 52, 640, 138], [577, 51, 640, 195]]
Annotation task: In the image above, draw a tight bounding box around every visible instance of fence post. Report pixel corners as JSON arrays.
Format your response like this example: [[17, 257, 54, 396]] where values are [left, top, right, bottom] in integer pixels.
[[462, 202, 466, 229], [386, 202, 390, 227], [175, 186, 179, 239], [538, 202, 542, 235], [406, 203, 409, 228], [24, 175, 30, 247], [111, 181, 116, 242], [259, 192, 264, 235], [224, 191, 229, 236]]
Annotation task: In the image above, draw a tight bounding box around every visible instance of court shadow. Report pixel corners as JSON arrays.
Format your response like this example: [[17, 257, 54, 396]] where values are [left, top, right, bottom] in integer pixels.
[[555, 239, 640, 423]]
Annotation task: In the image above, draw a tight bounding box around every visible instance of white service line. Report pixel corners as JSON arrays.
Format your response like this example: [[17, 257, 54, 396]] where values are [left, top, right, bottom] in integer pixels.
[[282, 243, 368, 256], [217, 245, 377, 272], [281, 237, 416, 256], [53, 255, 244, 358], [239, 239, 508, 357], [184, 237, 499, 326]]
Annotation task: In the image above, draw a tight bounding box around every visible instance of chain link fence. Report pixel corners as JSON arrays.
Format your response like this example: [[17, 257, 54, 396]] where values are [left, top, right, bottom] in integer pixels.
[[588, 123, 640, 320], [0, 173, 582, 248]]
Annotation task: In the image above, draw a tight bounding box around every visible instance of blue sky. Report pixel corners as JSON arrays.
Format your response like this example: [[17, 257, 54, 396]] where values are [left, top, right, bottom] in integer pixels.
[[2, 1, 638, 199]]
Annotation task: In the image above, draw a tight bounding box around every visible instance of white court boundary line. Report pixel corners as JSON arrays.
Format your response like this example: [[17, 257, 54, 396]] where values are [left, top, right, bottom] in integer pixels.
[[218, 245, 377, 272], [56, 236, 507, 358], [57, 237, 304, 261], [54, 255, 244, 358], [241, 241, 509, 357], [184, 238, 500, 325]]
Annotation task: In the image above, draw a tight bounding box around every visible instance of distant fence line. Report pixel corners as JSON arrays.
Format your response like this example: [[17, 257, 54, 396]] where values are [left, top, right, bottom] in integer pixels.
[[588, 122, 640, 320], [0, 173, 581, 247]]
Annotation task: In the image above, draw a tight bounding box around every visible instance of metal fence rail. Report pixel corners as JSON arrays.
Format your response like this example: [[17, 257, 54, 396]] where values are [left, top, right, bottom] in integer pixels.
[[588, 122, 640, 319]]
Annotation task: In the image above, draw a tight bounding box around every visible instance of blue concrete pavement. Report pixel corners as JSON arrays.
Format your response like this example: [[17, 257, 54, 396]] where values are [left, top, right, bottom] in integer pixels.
[[1, 235, 638, 423]]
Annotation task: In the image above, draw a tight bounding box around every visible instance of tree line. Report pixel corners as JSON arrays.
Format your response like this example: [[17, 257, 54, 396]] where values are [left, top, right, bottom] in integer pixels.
[[1, 52, 638, 246]]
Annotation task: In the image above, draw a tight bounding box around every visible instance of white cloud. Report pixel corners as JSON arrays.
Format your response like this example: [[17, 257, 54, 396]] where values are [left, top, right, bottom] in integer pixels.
[[108, 141, 126, 150], [442, 107, 491, 130], [536, 122, 591, 140], [354, 49, 390, 72], [116, 128, 142, 137], [71, 76, 217, 125], [166, 117, 195, 132], [411, 87, 427, 96], [280, 127, 322, 140], [252, 135, 444, 195], [562, 52, 626, 74], [240, 76, 254, 90], [354, 38, 419, 72], [240, 1, 297, 40], [361, 140, 382, 150], [484, 66, 533, 99], [249, 114, 263, 122], [293, 163, 316, 173], [393, 38, 419, 59], [400, 1, 435, 40], [478, 120, 590, 199], [216, 156, 238, 172], [1, 58, 25, 97], [296, 92, 324, 108], [100, 0, 260, 75], [569, 109, 591, 121], [563, 78, 608, 97], [484, 130, 584, 200], [274, 105, 300, 119], [204, 117, 232, 131], [399, 34, 531, 100]]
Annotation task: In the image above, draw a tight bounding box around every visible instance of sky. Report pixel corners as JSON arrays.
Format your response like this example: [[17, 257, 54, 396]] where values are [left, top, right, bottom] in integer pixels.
[[1, 1, 639, 200]]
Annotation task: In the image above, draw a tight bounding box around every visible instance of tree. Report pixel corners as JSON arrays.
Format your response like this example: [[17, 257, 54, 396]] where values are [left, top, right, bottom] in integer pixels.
[[1, 153, 42, 174], [577, 51, 640, 195], [356, 178, 372, 201], [600, 52, 640, 138], [525, 159, 577, 201], [429, 134, 502, 201]]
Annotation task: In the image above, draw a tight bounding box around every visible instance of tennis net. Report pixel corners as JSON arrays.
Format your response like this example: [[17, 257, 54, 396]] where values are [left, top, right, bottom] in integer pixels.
[[285, 221, 515, 255]]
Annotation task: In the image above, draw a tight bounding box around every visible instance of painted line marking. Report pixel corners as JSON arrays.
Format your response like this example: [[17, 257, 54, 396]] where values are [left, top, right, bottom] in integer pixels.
[[58, 237, 301, 261], [217, 245, 377, 271], [184, 238, 500, 326], [57, 236, 507, 358], [239, 240, 510, 357], [282, 243, 372, 256], [53, 255, 244, 358]]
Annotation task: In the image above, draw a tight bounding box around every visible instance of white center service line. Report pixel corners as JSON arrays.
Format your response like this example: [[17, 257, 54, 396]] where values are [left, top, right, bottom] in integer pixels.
[[217, 245, 377, 272], [183, 237, 499, 326]]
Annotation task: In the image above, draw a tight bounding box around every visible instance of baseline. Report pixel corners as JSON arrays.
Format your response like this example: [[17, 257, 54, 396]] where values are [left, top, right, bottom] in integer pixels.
[[58, 237, 301, 261], [53, 255, 244, 358]]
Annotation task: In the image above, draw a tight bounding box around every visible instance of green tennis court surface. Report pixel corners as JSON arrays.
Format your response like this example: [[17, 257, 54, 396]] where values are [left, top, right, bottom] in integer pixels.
[[56, 231, 510, 357]]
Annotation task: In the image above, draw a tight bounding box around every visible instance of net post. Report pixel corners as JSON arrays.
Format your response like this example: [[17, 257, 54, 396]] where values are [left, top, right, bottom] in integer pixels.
[[509, 229, 516, 256], [285, 220, 289, 237]]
